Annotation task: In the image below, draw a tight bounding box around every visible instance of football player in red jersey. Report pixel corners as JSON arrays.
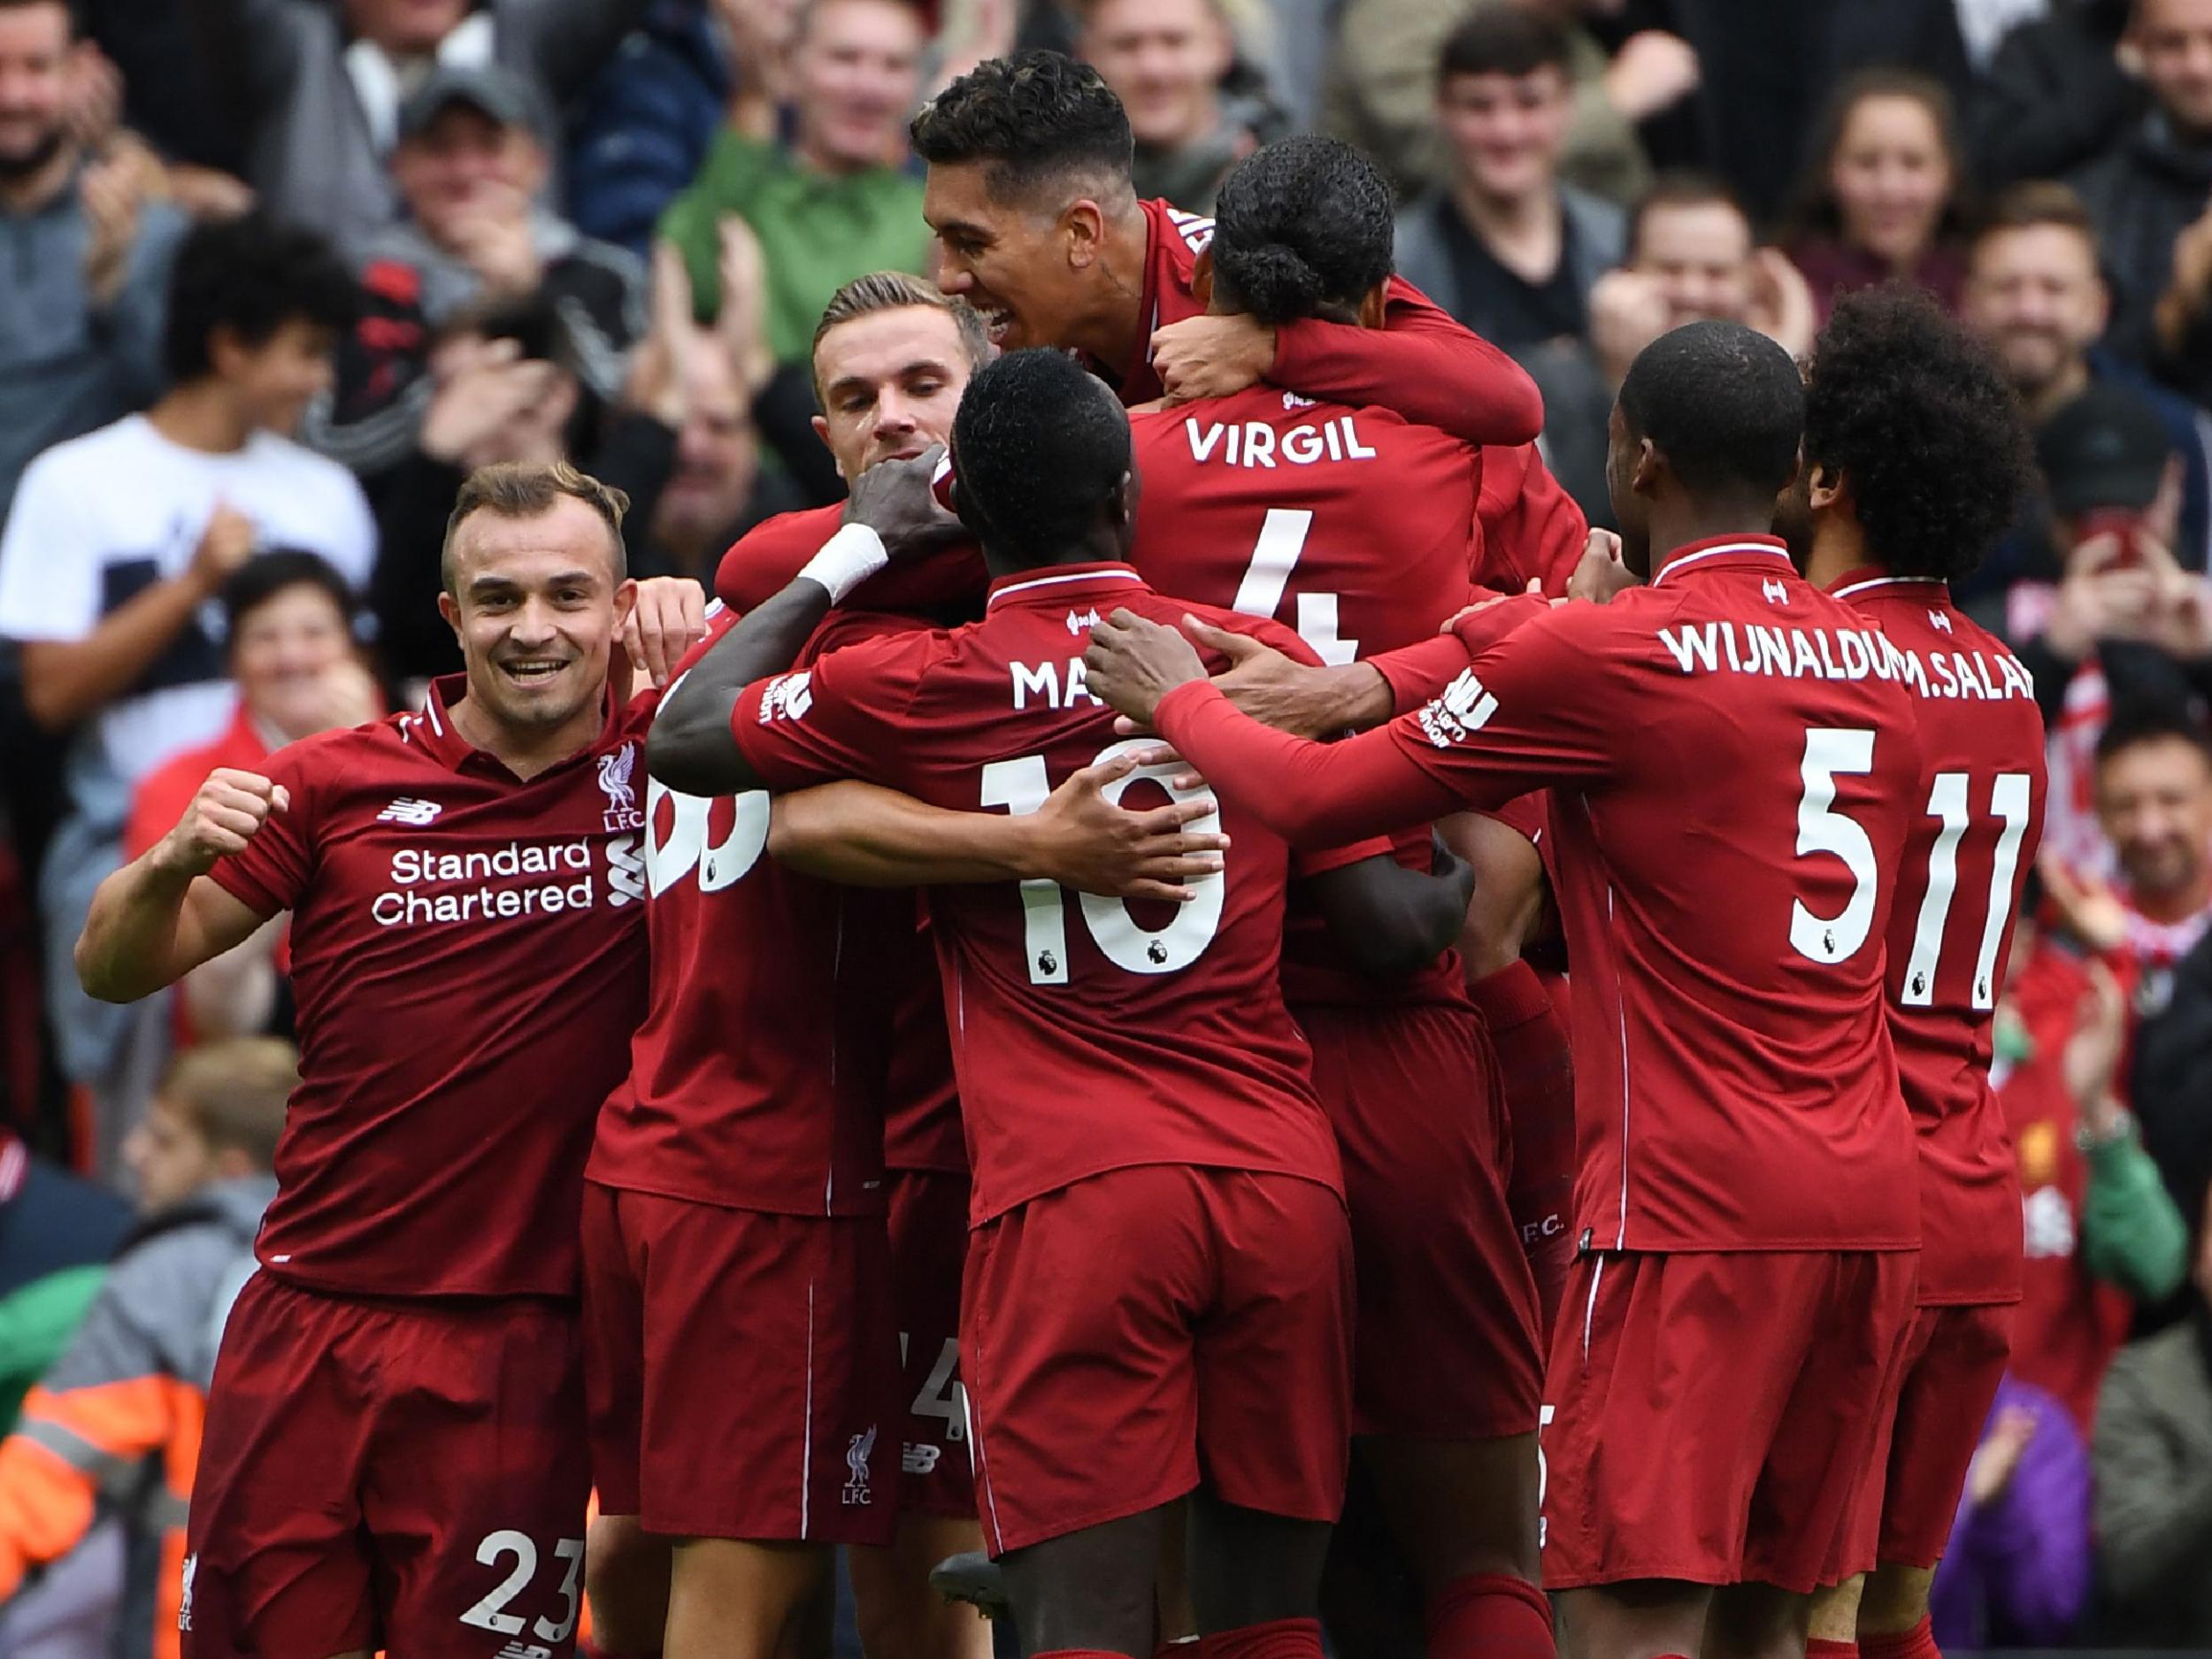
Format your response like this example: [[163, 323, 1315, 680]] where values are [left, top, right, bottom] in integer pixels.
[[647, 348, 1480, 1659], [1113, 133, 1548, 1659], [585, 277, 1237, 1659], [73, 464, 688, 1659], [1086, 321, 1928, 1659], [906, 50, 1542, 450], [1793, 293, 2046, 1659]]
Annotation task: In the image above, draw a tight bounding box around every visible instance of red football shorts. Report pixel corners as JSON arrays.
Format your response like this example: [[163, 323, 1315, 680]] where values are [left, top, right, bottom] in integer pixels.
[[580, 1182, 902, 1544], [1296, 999, 1543, 1439], [884, 1166, 977, 1522], [182, 1271, 589, 1659], [1839, 1301, 2015, 1576], [1540, 1248, 1916, 1594], [964, 1164, 1353, 1555]]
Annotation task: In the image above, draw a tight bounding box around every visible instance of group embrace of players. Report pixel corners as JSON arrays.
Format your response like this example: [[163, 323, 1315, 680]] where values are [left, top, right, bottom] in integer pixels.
[[73, 44, 2049, 1659]]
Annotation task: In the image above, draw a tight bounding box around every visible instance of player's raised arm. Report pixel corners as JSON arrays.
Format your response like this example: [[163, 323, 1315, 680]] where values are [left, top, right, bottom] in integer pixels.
[[76, 768, 284, 1002], [650, 449, 958, 795]]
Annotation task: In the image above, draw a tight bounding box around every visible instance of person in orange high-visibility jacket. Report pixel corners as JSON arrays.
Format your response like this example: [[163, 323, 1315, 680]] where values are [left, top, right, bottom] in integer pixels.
[[0, 1040, 291, 1659]]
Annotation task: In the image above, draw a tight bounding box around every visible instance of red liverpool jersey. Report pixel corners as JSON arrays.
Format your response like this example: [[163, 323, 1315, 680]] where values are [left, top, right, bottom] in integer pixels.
[[206, 677, 654, 1298], [728, 564, 1370, 1225], [1152, 537, 1926, 1253], [714, 503, 987, 618], [1112, 199, 1543, 449], [1833, 572, 2047, 1303], [588, 608, 903, 1215], [1125, 388, 1482, 1006]]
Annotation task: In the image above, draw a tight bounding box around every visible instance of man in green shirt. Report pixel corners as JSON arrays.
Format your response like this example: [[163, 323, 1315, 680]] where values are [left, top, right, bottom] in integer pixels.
[[660, 0, 931, 367]]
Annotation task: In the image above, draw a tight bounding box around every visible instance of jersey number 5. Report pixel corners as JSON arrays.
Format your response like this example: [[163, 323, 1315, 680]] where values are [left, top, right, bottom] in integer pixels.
[[980, 740, 1225, 985], [1232, 508, 1358, 664]]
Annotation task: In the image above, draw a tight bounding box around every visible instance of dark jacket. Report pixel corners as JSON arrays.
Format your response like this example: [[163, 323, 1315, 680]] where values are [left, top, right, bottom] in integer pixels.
[[2127, 925, 2212, 1337], [1970, 0, 2140, 190], [2070, 112, 2212, 370], [564, 0, 730, 262], [1392, 184, 1625, 346], [2092, 1310, 2212, 1646]]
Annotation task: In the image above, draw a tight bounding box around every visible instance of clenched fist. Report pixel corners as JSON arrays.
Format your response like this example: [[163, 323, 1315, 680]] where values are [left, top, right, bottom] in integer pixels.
[[155, 768, 290, 878]]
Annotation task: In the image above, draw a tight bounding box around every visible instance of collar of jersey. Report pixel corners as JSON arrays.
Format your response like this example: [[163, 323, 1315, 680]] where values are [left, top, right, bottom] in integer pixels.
[[399, 672, 617, 775], [1829, 565, 1948, 601], [1649, 534, 1793, 588], [986, 563, 1147, 611]]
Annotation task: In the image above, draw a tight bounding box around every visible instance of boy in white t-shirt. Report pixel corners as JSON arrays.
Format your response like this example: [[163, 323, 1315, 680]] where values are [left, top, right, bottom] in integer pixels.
[[0, 213, 373, 1161]]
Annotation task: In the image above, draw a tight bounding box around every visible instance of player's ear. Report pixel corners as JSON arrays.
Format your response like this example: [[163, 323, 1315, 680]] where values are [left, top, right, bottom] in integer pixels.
[[1807, 461, 1844, 513], [437, 588, 463, 641], [1630, 436, 1663, 498], [1356, 280, 1389, 331], [611, 578, 640, 630], [1064, 198, 1107, 270]]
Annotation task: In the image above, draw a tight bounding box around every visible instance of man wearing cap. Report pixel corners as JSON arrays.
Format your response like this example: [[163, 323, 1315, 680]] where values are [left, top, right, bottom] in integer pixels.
[[310, 64, 649, 480], [2010, 383, 2212, 884]]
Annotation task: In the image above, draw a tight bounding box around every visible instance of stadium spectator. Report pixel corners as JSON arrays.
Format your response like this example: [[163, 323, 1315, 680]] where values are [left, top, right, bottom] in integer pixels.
[[1960, 182, 2212, 616], [2007, 387, 2212, 875], [0, 0, 188, 520], [1075, 0, 1285, 211], [2072, 0, 2212, 370], [1783, 68, 1971, 323], [1969, 0, 2139, 189], [1999, 883, 2191, 1435], [0, 1133, 128, 1428], [659, 0, 927, 371], [1529, 172, 1814, 525], [0, 214, 369, 1169], [0, 1039, 288, 1659], [1392, 7, 1624, 355], [308, 65, 648, 481], [122, 554, 380, 1047], [1925, 1376, 2093, 1649], [637, 334, 801, 582], [1322, 0, 1678, 204], [184, 0, 645, 254], [2093, 1189, 2212, 1647], [367, 273, 689, 687]]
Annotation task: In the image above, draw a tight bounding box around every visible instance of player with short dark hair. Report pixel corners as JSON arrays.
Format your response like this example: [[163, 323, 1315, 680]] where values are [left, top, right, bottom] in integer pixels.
[[1084, 318, 1930, 1659], [646, 344, 1475, 1659], [908, 50, 1542, 447], [1110, 133, 1550, 1659], [1790, 290, 2047, 1659]]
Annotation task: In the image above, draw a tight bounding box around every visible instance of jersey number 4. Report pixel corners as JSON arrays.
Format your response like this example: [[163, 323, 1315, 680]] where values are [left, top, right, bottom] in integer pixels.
[[981, 740, 1225, 985], [1231, 508, 1358, 664], [1789, 728, 2031, 1004]]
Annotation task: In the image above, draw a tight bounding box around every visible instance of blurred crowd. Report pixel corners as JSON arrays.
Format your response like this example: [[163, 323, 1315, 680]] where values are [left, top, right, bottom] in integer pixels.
[[10, 0, 2212, 1653]]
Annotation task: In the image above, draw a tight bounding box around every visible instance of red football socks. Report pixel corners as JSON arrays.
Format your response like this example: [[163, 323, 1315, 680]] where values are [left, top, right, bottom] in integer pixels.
[[1861, 1617, 1940, 1659], [1196, 1617, 1326, 1659], [1425, 1571, 1555, 1659], [1808, 1640, 1862, 1659]]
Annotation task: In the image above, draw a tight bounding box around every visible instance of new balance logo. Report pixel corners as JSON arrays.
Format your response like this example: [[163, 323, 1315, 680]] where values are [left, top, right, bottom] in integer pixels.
[[902, 1441, 942, 1475], [1762, 579, 1789, 605], [378, 797, 442, 826], [1416, 669, 1498, 749], [495, 1645, 553, 1659], [1930, 611, 1954, 633], [1066, 607, 1102, 635]]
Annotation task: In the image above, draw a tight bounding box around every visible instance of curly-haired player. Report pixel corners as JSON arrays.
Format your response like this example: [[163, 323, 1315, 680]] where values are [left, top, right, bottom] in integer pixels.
[[1796, 288, 2047, 1659], [907, 50, 1543, 447]]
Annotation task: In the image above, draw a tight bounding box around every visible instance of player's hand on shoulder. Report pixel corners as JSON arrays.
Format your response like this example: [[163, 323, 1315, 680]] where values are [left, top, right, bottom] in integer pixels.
[[1168, 613, 1345, 738], [1025, 745, 1230, 902], [1083, 609, 1210, 726], [1566, 529, 1637, 605], [155, 768, 290, 878], [623, 576, 711, 687], [845, 443, 966, 558], [1149, 313, 1276, 405]]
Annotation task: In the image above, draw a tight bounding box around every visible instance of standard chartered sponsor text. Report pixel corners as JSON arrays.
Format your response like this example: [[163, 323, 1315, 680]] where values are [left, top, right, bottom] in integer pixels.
[[372, 839, 603, 926]]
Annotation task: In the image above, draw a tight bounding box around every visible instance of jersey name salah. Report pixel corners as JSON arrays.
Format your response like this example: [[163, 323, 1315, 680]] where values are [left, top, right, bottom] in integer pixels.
[[208, 676, 653, 1298]]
